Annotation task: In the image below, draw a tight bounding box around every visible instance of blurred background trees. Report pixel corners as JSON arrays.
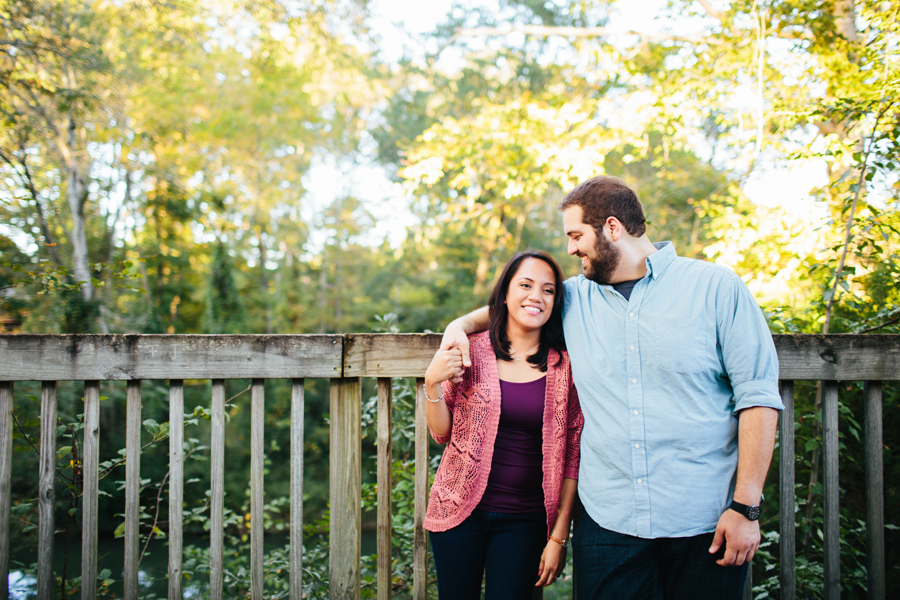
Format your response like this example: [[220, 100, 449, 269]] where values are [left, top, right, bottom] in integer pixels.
[[2, 0, 898, 597]]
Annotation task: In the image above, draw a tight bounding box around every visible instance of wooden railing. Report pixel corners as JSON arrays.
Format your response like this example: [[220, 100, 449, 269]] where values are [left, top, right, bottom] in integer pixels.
[[0, 333, 898, 600]]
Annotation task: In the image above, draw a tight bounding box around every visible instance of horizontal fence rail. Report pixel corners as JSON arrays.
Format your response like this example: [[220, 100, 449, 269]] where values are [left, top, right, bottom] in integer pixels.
[[0, 334, 898, 600]]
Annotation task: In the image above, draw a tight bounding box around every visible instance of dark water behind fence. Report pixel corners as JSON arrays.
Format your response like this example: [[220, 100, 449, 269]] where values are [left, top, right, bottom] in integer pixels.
[[9, 530, 378, 598]]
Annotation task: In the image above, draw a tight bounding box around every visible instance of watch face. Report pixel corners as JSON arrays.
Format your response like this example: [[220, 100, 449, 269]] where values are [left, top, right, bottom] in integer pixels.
[[747, 505, 761, 521]]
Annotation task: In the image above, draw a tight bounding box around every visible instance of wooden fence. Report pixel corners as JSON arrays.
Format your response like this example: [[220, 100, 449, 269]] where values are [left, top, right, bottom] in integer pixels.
[[0, 333, 898, 600]]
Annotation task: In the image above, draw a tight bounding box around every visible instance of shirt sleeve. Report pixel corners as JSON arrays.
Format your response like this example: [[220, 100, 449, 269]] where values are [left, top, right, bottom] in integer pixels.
[[716, 273, 784, 414]]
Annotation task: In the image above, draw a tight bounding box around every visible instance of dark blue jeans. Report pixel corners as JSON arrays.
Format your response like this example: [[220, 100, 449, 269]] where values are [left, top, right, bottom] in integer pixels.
[[572, 510, 748, 600], [429, 509, 547, 600]]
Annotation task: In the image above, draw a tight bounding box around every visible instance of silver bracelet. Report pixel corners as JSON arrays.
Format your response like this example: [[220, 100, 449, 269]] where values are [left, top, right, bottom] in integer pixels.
[[423, 383, 444, 403]]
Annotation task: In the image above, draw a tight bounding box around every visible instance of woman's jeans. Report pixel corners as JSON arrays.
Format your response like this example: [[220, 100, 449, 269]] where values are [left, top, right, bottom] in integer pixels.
[[572, 509, 749, 600], [429, 509, 546, 600]]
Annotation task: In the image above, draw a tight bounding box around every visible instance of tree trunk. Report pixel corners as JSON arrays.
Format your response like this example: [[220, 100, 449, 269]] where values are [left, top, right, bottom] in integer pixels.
[[65, 116, 93, 303]]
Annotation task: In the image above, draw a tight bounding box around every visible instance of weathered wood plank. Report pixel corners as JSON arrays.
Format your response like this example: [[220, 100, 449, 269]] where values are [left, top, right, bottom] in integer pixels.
[[82, 381, 100, 600], [3, 333, 897, 381], [774, 335, 900, 380], [742, 564, 752, 600], [344, 334, 900, 380], [376, 378, 392, 600], [864, 381, 885, 600], [0, 382, 12, 600], [330, 378, 361, 600], [251, 379, 265, 600], [778, 381, 796, 600], [169, 380, 184, 600], [413, 378, 428, 600], [37, 382, 56, 600], [290, 379, 305, 600], [822, 381, 840, 600], [343, 334, 441, 378], [0, 334, 342, 380], [124, 381, 142, 600], [210, 380, 225, 600]]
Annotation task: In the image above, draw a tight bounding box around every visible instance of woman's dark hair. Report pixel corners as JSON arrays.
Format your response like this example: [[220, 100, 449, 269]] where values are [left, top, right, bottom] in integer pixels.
[[488, 250, 566, 371]]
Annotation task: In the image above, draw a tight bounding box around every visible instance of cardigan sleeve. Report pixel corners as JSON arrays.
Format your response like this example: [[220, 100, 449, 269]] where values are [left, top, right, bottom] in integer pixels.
[[564, 367, 584, 480], [428, 378, 458, 445]]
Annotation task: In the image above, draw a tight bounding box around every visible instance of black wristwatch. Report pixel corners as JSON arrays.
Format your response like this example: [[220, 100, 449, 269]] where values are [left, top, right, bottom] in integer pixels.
[[729, 500, 761, 521]]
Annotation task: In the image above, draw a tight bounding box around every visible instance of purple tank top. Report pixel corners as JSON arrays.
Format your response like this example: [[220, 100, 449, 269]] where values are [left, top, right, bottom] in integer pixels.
[[476, 376, 546, 514]]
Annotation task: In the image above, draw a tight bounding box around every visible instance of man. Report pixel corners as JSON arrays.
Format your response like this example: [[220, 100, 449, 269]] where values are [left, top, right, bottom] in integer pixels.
[[441, 175, 782, 599]]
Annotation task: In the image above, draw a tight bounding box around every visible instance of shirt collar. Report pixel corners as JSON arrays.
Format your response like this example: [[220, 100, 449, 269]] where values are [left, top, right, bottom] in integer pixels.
[[645, 241, 677, 280]]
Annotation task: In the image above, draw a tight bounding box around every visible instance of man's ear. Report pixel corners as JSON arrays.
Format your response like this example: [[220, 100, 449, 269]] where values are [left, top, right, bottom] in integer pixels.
[[606, 217, 624, 242]]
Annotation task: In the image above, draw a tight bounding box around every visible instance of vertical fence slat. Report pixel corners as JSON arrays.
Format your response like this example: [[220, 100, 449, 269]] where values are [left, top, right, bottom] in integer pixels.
[[864, 381, 884, 600], [822, 381, 840, 600], [376, 378, 393, 600], [290, 379, 305, 600], [0, 382, 13, 600], [742, 564, 752, 600], [413, 378, 429, 600], [210, 380, 225, 600], [37, 382, 56, 600], [124, 381, 142, 600], [169, 380, 184, 600], [82, 381, 100, 600], [251, 379, 265, 600], [779, 381, 795, 600], [330, 377, 361, 600]]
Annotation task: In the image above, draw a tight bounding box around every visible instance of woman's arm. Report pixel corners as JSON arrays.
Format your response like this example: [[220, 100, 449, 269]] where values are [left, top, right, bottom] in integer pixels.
[[535, 477, 578, 587], [423, 338, 465, 440]]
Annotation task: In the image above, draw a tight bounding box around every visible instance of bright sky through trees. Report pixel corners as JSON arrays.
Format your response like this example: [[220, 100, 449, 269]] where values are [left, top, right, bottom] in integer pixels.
[[298, 0, 833, 255]]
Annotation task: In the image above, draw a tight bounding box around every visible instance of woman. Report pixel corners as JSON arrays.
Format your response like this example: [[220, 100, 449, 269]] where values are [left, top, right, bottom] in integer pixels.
[[423, 250, 583, 600]]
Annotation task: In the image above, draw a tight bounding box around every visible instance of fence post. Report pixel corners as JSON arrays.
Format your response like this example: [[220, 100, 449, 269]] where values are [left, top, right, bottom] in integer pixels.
[[330, 377, 362, 600]]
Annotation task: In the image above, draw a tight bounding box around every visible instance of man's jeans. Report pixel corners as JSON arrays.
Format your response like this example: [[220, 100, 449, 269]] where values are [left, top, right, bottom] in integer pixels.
[[430, 508, 547, 600], [572, 509, 748, 600]]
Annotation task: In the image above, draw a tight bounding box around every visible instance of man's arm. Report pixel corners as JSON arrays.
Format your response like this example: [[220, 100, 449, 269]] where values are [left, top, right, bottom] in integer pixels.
[[709, 406, 779, 566], [441, 306, 489, 370]]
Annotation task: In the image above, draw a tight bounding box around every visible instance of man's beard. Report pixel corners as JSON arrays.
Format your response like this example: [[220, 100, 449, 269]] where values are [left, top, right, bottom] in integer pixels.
[[583, 231, 620, 285]]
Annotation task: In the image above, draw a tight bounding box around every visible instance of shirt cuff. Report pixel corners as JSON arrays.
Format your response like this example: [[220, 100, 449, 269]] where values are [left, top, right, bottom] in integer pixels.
[[732, 379, 784, 414]]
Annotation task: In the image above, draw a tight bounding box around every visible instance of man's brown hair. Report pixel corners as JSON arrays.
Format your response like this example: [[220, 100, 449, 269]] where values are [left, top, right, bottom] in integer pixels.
[[558, 175, 647, 237]]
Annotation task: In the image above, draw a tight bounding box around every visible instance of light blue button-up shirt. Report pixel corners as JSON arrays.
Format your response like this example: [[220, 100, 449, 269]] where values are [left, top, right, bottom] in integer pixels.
[[563, 242, 782, 539]]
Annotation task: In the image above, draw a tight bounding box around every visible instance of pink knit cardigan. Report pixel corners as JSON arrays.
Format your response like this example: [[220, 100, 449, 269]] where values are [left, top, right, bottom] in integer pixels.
[[424, 331, 583, 538]]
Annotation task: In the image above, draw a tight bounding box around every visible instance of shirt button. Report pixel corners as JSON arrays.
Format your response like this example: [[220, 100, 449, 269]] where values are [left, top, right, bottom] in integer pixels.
[[630, 345, 635, 350], [633, 410, 639, 416], [635, 443, 640, 449], [637, 479, 643, 484], [629, 312, 635, 317], [632, 378, 637, 384]]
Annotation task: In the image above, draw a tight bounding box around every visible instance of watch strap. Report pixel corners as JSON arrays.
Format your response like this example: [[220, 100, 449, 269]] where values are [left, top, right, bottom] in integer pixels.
[[729, 500, 761, 521]]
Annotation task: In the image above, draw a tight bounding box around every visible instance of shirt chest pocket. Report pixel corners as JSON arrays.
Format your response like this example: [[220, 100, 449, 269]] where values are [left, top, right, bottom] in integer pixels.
[[654, 317, 708, 373]]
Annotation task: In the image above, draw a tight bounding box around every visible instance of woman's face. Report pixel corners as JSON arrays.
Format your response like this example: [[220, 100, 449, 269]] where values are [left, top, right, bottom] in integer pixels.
[[504, 257, 557, 334]]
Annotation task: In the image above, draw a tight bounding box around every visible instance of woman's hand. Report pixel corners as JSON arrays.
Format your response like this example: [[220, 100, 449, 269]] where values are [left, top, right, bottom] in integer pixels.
[[535, 539, 566, 587], [425, 338, 465, 387], [423, 339, 463, 439]]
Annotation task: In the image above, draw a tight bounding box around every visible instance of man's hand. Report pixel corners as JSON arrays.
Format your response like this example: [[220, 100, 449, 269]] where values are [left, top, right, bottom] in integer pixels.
[[440, 321, 471, 376], [439, 307, 489, 373], [708, 508, 760, 566]]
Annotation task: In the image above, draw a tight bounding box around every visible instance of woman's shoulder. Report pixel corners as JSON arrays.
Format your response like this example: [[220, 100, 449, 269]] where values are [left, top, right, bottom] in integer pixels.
[[468, 330, 492, 351], [549, 347, 572, 372]]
